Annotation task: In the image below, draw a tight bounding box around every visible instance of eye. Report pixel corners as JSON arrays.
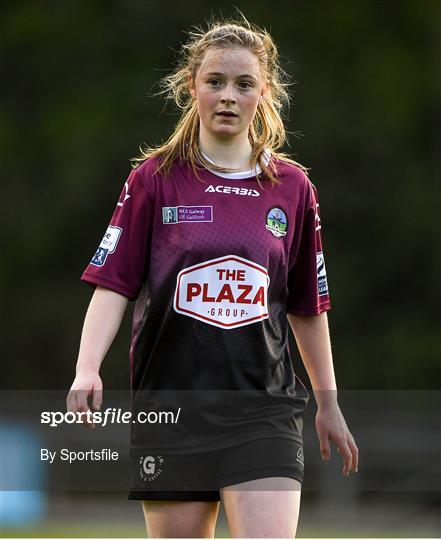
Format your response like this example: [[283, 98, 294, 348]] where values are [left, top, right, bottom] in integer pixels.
[[239, 81, 253, 89], [207, 79, 220, 86]]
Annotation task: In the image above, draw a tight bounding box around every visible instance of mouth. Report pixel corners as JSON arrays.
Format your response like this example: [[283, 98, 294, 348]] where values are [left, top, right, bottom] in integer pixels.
[[216, 111, 238, 118]]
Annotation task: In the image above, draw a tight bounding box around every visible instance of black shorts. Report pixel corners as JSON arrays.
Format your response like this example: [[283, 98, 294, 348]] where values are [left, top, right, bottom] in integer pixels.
[[128, 437, 304, 502]]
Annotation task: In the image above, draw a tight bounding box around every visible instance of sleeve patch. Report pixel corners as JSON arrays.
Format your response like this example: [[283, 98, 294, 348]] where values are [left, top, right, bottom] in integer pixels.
[[317, 251, 329, 296], [90, 225, 123, 267]]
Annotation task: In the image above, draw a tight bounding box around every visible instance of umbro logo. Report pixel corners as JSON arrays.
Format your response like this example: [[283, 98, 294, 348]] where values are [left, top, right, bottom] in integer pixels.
[[205, 185, 260, 197]]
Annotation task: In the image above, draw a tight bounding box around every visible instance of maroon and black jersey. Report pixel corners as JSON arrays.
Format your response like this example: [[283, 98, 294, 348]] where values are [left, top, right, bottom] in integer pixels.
[[81, 154, 331, 454]]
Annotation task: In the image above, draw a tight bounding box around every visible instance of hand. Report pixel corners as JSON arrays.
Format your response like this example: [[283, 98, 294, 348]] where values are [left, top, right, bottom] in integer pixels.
[[66, 369, 103, 430], [315, 402, 359, 476]]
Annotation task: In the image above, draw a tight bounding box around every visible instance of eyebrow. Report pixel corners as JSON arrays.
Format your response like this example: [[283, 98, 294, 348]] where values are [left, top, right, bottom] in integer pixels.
[[205, 72, 258, 80]]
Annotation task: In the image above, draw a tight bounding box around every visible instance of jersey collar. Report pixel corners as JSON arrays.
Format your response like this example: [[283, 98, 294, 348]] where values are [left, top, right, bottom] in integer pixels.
[[201, 149, 271, 180]]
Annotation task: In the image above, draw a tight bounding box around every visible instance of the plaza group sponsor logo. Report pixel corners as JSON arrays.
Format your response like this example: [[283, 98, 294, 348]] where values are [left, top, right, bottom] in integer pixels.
[[138, 455, 164, 483], [265, 207, 288, 238], [174, 255, 270, 329], [316, 251, 329, 296], [205, 185, 260, 197], [90, 225, 122, 267]]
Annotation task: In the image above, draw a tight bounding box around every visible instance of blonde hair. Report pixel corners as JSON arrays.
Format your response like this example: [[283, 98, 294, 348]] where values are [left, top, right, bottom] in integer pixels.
[[132, 12, 309, 186]]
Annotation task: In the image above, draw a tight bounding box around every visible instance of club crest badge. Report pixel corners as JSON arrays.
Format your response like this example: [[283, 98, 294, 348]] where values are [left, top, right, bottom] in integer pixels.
[[265, 207, 288, 237]]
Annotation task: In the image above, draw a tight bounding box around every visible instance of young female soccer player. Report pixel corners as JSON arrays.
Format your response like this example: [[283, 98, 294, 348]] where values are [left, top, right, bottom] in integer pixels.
[[67, 15, 358, 538]]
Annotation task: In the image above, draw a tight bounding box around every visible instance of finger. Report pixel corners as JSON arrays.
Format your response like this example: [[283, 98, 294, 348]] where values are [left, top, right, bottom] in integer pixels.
[[66, 390, 76, 413], [75, 389, 90, 413], [92, 385, 103, 412], [347, 437, 359, 473], [318, 431, 331, 461], [74, 392, 94, 429], [338, 441, 352, 476]]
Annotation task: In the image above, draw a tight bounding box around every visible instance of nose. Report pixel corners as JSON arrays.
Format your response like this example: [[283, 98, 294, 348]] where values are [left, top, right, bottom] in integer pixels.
[[220, 83, 236, 104], [221, 96, 236, 104]]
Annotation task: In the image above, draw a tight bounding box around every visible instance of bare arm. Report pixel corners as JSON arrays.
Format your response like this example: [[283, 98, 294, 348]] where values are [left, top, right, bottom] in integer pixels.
[[288, 311, 359, 475], [76, 285, 128, 375], [287, 312, 337, 408], [66, 286, 129, 426]]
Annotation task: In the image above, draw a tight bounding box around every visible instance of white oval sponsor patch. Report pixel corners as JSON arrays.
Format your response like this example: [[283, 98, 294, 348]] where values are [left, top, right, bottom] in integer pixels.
[[90, 225, 122, 267]]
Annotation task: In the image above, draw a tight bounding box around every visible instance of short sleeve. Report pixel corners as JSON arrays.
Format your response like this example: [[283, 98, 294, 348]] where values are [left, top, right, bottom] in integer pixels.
[[286, 177, 332, 315], [80, 166, 154, 301]]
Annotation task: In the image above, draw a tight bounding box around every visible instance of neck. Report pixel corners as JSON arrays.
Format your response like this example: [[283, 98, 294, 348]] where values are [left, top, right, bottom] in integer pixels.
[[199, 127, 253, 170]]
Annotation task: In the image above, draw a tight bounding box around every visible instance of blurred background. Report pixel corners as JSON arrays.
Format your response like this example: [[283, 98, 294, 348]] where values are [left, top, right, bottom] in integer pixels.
[[1, 0, 439, 537]]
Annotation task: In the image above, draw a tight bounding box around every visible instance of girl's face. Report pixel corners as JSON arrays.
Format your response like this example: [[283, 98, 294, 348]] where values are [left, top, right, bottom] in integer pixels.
[[189, 46, 265, 141]]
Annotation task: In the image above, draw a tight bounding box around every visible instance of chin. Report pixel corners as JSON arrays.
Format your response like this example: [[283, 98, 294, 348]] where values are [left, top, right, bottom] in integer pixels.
[[212, 131, 241, 141], [208, 125, 244, 138]]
